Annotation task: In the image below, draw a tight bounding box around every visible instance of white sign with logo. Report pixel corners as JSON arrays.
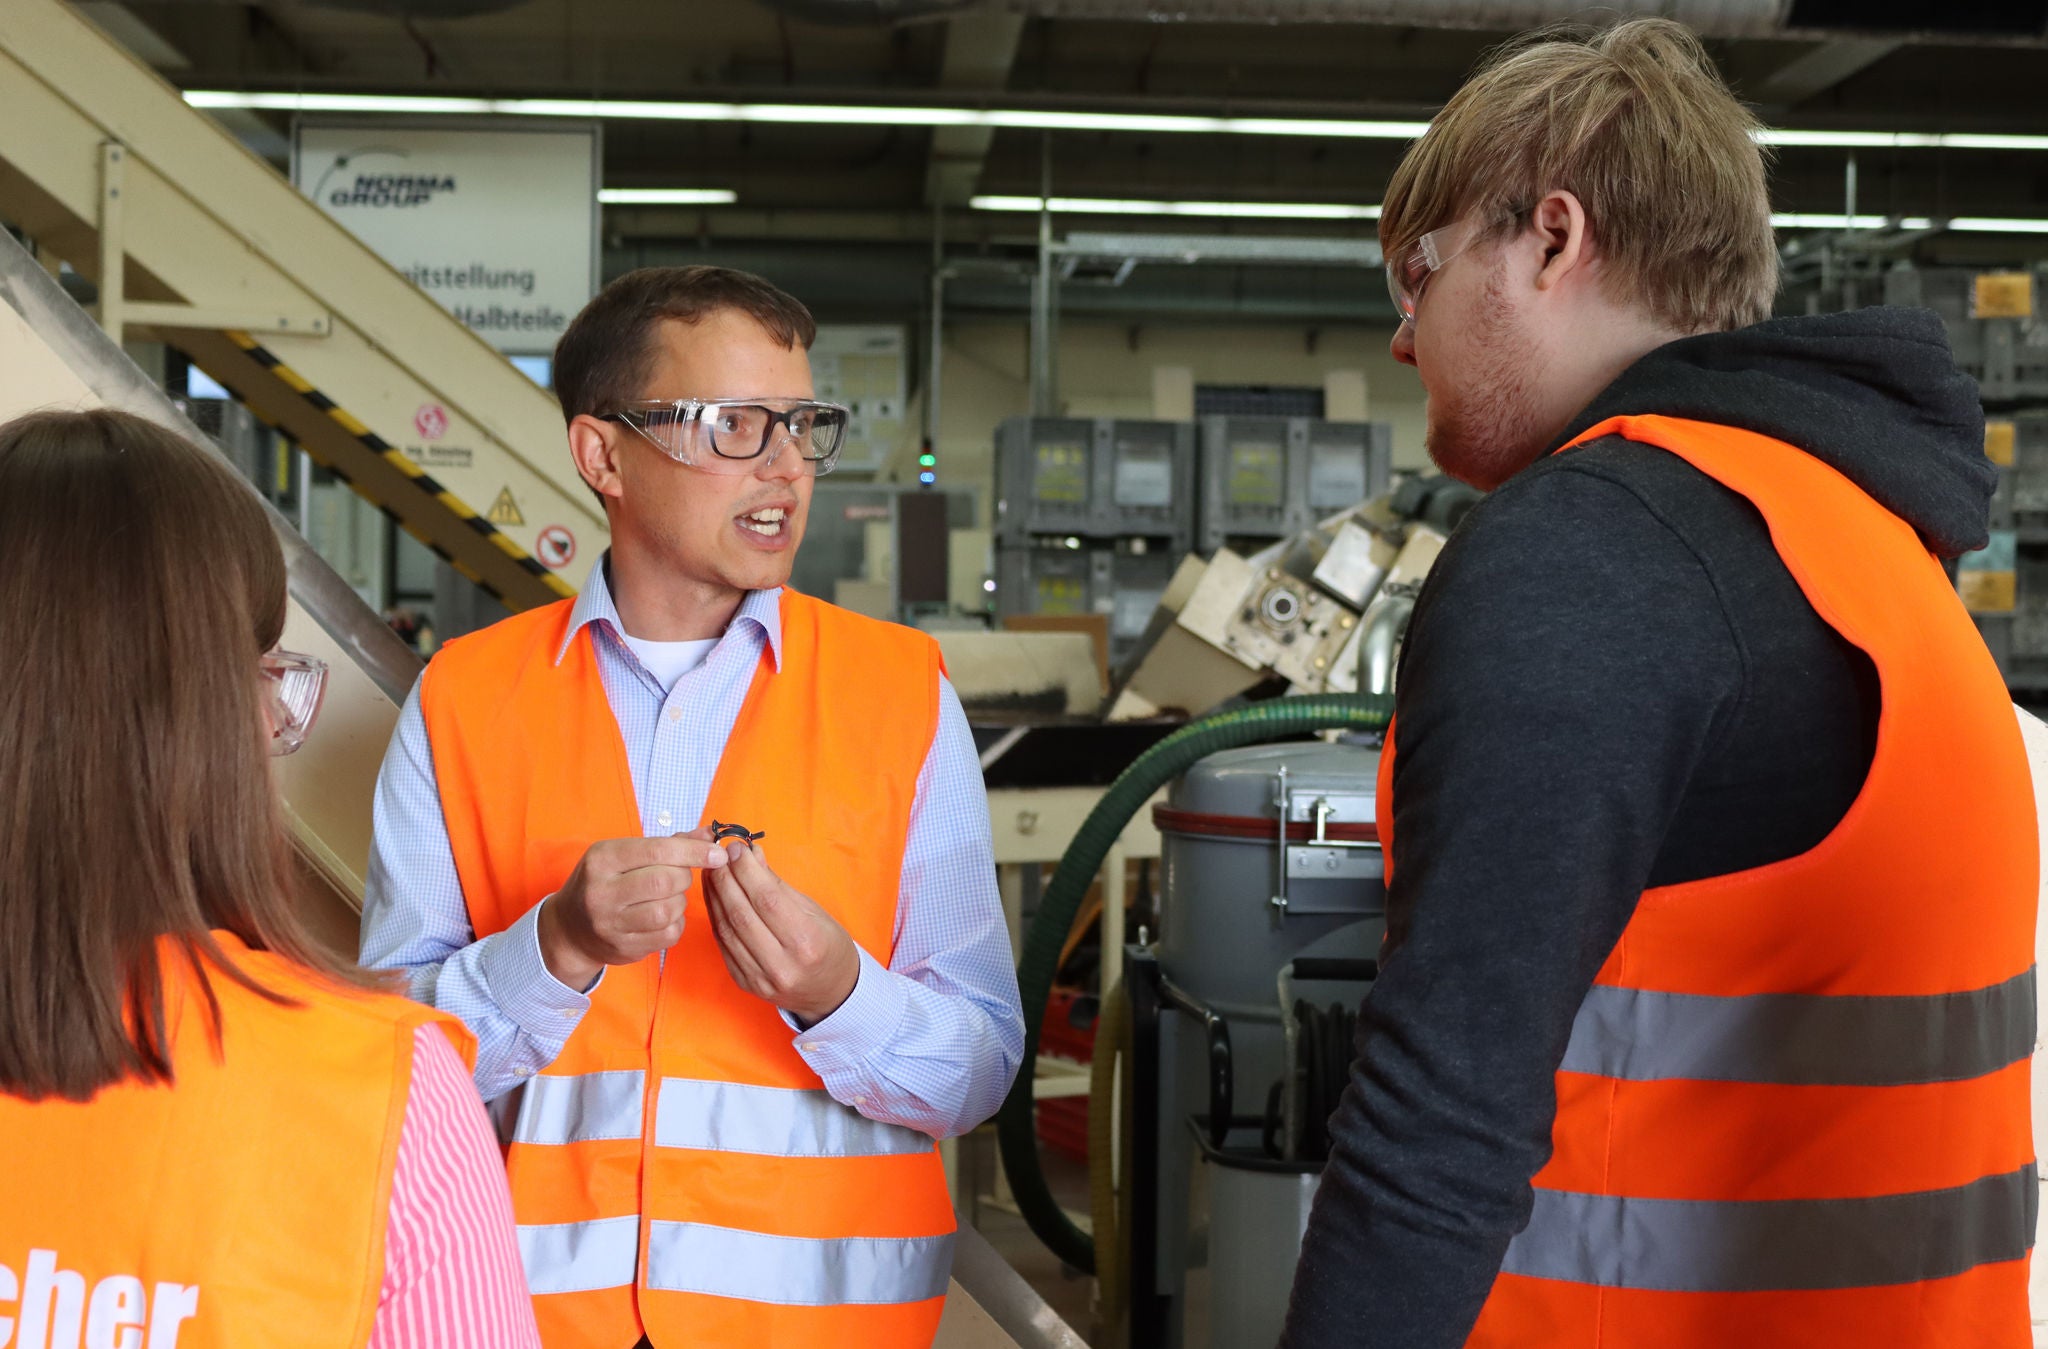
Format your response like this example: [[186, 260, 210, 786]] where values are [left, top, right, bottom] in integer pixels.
[[292, 119, 600, 355]]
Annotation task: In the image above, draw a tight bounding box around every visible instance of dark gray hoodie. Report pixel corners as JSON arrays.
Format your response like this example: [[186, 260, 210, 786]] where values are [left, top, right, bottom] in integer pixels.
[[1281, 308, 1997, 1348]]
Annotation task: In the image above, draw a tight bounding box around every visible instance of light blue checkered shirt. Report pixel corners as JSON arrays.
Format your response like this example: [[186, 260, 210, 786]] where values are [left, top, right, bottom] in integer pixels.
[[360, 560, 1023, 1140]]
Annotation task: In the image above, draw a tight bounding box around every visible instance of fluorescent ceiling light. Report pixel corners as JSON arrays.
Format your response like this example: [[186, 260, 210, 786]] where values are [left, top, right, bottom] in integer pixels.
[[1948, 216, 2048, 233], [186, 90, 2048, 155], [975, 200, 2048, 234], [1757, 129, 2048, 151], [597, 188, 737, 205], [1771, 212, 2048, 232], [179, 90, 1423, 140], [187, 91, 498, 115], [1770, 212, 1936, 229], [972, 194, 1379, 220]]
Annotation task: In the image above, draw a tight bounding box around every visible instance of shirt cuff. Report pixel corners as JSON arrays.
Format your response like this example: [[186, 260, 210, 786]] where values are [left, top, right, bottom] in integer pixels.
[[789, 947, 908, 1072], [481, 898, 598, 1043]]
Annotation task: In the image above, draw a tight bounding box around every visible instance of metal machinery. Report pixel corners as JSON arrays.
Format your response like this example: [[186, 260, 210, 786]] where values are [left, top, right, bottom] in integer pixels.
[[1885, 266, 2048, 704], [994, 476, 1483, 1347], [994, 415, 1195, 662], [1133, 740, 1386, 1348], [1196, 415, 1393, 555], [1973, 411, 2034, 683], [1885, 264, 2048, 404], [1107, 477, 1479, 721], [793, 482, 978, 625]]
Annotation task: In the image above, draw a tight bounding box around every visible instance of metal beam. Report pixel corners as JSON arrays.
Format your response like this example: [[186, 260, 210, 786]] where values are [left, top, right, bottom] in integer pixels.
[[924, 10, 1025, 208], [1756, 38, 1900, 110], [1060, 231, 1382, 266]]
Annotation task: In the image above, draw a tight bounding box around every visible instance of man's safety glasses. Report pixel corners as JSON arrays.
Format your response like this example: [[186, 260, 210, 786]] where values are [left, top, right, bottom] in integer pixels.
[[1385, 207, 1528, 327], [602, 398, 849, 476], [261, 648, 327, 757]]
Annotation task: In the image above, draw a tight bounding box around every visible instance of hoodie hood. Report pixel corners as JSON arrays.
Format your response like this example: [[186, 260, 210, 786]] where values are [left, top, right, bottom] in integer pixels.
[[1555, 308, 1995, 558]]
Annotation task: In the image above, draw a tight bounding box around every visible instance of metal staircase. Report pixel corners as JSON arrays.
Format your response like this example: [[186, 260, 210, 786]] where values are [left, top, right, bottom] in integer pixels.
[[0, 0, 608, 611]]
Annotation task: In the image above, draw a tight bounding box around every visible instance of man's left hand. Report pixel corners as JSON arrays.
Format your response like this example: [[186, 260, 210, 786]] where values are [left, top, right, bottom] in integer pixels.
[[704, 839, 861, 1026]]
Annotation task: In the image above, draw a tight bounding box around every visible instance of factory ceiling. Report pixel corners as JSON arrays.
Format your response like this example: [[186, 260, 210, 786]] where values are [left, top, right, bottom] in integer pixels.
[[73, 0, 2048, 317]]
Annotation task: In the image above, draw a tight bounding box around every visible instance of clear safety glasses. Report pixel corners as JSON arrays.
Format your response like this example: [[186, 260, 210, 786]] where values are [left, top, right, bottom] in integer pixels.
[[602, 397, 850, 476], [261, 648, 327, 757], [1385, 207, 1528, 327]]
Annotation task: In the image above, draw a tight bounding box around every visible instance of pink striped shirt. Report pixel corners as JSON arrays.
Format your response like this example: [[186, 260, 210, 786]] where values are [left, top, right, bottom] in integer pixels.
[[371, 1024, 541, 1349]]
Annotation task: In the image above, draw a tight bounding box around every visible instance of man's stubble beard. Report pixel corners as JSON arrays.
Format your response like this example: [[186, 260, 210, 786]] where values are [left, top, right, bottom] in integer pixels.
[[1423, 268, 1552, 492]]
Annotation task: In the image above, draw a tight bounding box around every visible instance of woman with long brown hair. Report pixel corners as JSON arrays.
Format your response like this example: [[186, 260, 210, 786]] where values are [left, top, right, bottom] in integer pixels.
[[0, 408, 540, 1348]]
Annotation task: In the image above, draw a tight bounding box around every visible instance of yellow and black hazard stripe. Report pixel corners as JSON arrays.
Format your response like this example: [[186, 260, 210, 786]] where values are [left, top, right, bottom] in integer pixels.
[[225, 330, 576, 602]]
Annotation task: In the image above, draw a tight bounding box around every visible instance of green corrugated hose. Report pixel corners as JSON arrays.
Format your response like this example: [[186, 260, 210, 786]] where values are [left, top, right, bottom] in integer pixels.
[[995, 694, 1396, 1273]]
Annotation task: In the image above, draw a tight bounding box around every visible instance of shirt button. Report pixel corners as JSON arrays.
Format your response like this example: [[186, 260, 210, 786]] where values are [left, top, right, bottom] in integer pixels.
[[514, 1066, 534, 1077], [854, 1096, 870, 1107], [800, 1042, 817, 1054], [657, 809, 672, 828], [666, 706, 683, 723]]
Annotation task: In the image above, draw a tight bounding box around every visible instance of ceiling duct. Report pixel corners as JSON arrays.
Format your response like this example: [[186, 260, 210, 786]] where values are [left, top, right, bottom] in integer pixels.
[[300, 0, 543, 16], [754, 0, 984, 22], [768, 0, 2048, 42]]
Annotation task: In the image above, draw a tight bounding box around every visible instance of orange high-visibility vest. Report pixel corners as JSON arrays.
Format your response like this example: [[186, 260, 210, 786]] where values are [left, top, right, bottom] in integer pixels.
[[1377, 415, 2038, 1346], [422, 588, 956, 1349], [0, 932, 473, 1349]]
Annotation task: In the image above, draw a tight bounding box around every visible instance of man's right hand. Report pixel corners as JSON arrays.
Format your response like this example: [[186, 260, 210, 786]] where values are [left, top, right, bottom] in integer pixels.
[[537, 830, 729, 991]]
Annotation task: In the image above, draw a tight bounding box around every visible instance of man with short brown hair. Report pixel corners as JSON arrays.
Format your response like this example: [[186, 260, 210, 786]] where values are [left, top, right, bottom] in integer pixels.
[[363, 265, 1023, 1348], [1283, 20, 2035, 1348]]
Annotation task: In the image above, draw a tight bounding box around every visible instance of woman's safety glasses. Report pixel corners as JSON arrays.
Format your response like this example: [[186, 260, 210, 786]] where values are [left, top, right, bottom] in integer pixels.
[[602, 397, 850, 476], [261, 648, 327, 757]]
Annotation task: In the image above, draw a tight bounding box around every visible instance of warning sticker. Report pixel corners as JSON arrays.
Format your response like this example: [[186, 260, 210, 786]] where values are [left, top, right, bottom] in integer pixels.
[[405, 444, 475, 469], [1958, 530, 2018, 614], [414, 403, 450, 441], [537, 524, 577, 569], [1986, 420, 2017, 467], [487, 487, 525, 527], [1959, 569, 2018, 614], [1973, 273, 2034, 320]]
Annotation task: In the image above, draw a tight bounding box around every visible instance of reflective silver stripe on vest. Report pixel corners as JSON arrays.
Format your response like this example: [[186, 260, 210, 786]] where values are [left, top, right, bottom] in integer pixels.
[[1502, 1164, 2039, 1292], [517, 1215, 642, 1295], [653, 1077, 935, 1158], [1559, 967, 2036, 1086], [644, 1220, 955, 1306], [512, 1070, 647, 1145]]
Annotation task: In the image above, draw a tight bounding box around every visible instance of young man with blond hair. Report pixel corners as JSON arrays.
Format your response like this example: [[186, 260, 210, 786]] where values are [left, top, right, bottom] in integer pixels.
[[1284, 19, 2035, 1348]]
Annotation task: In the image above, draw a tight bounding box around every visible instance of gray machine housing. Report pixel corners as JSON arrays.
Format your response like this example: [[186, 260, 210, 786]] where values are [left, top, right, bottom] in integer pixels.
[[1974, 414, 2048, 692], [1147, 740, 1385, 1349], [791, 482, 976, 619], [994, 544, 1180, 662], [994, 415, 1196, 552], [1885, 265, 2048, 404], [1197, 415, 1393, 552]]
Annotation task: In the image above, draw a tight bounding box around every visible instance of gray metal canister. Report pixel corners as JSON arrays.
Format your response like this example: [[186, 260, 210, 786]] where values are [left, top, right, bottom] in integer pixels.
[[1146, 740, 1384, 1347], [1157, 740, 1385, 1028]]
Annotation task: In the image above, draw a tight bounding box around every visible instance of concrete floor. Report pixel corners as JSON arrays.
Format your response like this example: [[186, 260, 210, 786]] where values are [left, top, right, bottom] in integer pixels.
[[963, 1130, 1101, 1340], [961, 1129, 1216, 1349]]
